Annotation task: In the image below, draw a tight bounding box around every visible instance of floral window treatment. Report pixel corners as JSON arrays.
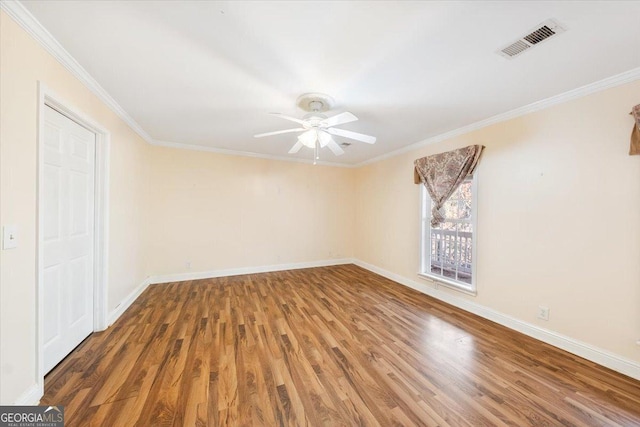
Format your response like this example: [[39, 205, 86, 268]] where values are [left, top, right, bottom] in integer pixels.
[[630, 104, 640, 156], [414, 145, 484, 227]]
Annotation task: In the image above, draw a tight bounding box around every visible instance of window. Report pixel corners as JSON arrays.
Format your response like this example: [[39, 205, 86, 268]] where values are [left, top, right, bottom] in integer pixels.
[[420, 175, 477, 293]]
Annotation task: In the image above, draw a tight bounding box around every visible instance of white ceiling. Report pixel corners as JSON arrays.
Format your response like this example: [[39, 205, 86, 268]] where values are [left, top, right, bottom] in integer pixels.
[[21, 1, 640, 165]]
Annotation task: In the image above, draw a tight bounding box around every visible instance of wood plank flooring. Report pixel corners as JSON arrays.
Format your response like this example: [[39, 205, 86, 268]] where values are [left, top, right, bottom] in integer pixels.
[[42, 265, 640, 426]]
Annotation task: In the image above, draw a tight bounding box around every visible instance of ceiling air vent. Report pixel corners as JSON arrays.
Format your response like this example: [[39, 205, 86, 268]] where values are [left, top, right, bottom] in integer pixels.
[[498, 19, 566, 59]]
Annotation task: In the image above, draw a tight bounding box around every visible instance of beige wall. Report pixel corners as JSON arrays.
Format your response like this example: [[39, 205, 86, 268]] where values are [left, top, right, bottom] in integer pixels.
[[0, 11, 355, 404], [2, 4, 640, 407], [0, 11, 152, 403], [145, 147, 354, 277], [355, 79, 640, 362]]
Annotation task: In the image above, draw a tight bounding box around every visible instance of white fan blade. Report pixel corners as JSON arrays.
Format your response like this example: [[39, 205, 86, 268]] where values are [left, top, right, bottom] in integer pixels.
[[254, 128, 305, 138], [327, 127, 376, 144], [288, 141, 304, 154], [326, 138, 345, 156], [321, 112, 358, 128], [269, 112, 305, 125]]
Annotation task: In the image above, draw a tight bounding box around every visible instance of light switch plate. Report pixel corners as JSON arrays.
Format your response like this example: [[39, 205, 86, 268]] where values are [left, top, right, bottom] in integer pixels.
[[2, 225, 18, 249]]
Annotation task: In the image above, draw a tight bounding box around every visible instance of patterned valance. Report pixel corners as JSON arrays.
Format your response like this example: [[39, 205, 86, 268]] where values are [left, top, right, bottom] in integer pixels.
[[414, 145, 484, 227], [630, 104, 640, 156]]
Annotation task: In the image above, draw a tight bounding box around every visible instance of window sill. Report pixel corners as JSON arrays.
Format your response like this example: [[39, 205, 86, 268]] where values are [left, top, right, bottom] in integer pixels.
[[417, 272, 477, 296]]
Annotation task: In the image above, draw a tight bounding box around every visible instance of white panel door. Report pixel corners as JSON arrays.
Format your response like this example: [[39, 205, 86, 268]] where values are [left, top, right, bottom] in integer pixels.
[[43, 106, 96, 374]]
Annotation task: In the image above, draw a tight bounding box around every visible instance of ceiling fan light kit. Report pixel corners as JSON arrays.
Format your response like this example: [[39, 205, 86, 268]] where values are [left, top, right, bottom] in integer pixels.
[[254, 93, 377, 163]]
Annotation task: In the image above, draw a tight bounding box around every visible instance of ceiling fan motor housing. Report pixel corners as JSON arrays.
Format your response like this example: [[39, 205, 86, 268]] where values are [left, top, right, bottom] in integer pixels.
[[302, 114, 327, 128], [254, 92, 376, 157], [296, 93, 335, 113]]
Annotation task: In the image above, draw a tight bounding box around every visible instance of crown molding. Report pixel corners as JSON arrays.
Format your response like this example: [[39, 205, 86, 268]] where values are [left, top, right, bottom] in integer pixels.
[[1, 0, 352, 168], [356, 66, 640, 167], [0, 0, 154, 144], [4, 0, 639, 169], [151, 139, 354, 168]]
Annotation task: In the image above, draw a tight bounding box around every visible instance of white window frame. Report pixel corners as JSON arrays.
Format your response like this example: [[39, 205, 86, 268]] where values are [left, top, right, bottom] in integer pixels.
[[419, 174, 478, 295]]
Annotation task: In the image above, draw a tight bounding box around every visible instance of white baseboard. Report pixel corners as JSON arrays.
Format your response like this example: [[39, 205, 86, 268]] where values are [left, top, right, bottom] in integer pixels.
[[13, 383, 41, 405], [107, 259, 352, 325], [107, 278, 151, 326], [148, 258, 353, 285], [13, 259, 637, 407], [352, 259, 640, 381]]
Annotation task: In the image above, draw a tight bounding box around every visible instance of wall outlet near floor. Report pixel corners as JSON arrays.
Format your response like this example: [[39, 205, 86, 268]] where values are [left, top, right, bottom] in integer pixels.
[[537, 305, 550, 321]]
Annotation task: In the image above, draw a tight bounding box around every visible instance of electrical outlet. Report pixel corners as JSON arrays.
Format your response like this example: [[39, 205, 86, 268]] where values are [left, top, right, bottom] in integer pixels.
[[537, 306, 550, 321], [186, 261, 191, 269]]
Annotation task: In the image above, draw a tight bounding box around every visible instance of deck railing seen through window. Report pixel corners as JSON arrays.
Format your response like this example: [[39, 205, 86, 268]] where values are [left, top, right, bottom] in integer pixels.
[[430, 228, 472, 284]]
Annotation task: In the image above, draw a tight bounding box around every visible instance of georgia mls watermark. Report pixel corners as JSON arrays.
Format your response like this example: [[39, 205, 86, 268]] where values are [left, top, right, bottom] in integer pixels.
[[0, 406, 64, 427]]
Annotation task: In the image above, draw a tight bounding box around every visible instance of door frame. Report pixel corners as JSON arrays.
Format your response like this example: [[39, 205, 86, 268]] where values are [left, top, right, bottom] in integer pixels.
[[36, 82, 110, 397]]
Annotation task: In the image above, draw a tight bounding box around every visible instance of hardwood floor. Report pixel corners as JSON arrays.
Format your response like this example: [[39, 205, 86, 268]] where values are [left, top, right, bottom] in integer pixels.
[[42, 265, 640, 426]]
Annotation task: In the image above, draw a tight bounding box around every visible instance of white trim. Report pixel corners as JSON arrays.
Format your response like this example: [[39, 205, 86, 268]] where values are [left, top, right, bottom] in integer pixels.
[[149, 258, 353, 285], [13, 384, 41, 406], [110, 259, 353, 323], [419, 175, 478, 294], [40, 87, 111, 332], [151, 140, 352, 168], [36, 83, 110, 402], [356, 66, 640, 167], [352, 259, 640, 381], [417, 273, 477, 296], [0, 0, 350, 169], [3, 0, 639, 168], [0, 0, 153, 145], [107, 278, 151, 326]]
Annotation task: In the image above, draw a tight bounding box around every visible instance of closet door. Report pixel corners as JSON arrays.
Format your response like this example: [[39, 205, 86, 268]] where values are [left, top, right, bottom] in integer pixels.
[[42, 105, 96, 373]]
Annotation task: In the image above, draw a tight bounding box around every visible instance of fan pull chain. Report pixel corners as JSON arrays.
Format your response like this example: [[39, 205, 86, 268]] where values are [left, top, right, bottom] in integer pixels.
[[314, 139, 319, 165]]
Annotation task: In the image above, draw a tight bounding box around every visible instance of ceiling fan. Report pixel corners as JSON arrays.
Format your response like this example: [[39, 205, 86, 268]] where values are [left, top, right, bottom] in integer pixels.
[[254, 93, 376, 162]]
